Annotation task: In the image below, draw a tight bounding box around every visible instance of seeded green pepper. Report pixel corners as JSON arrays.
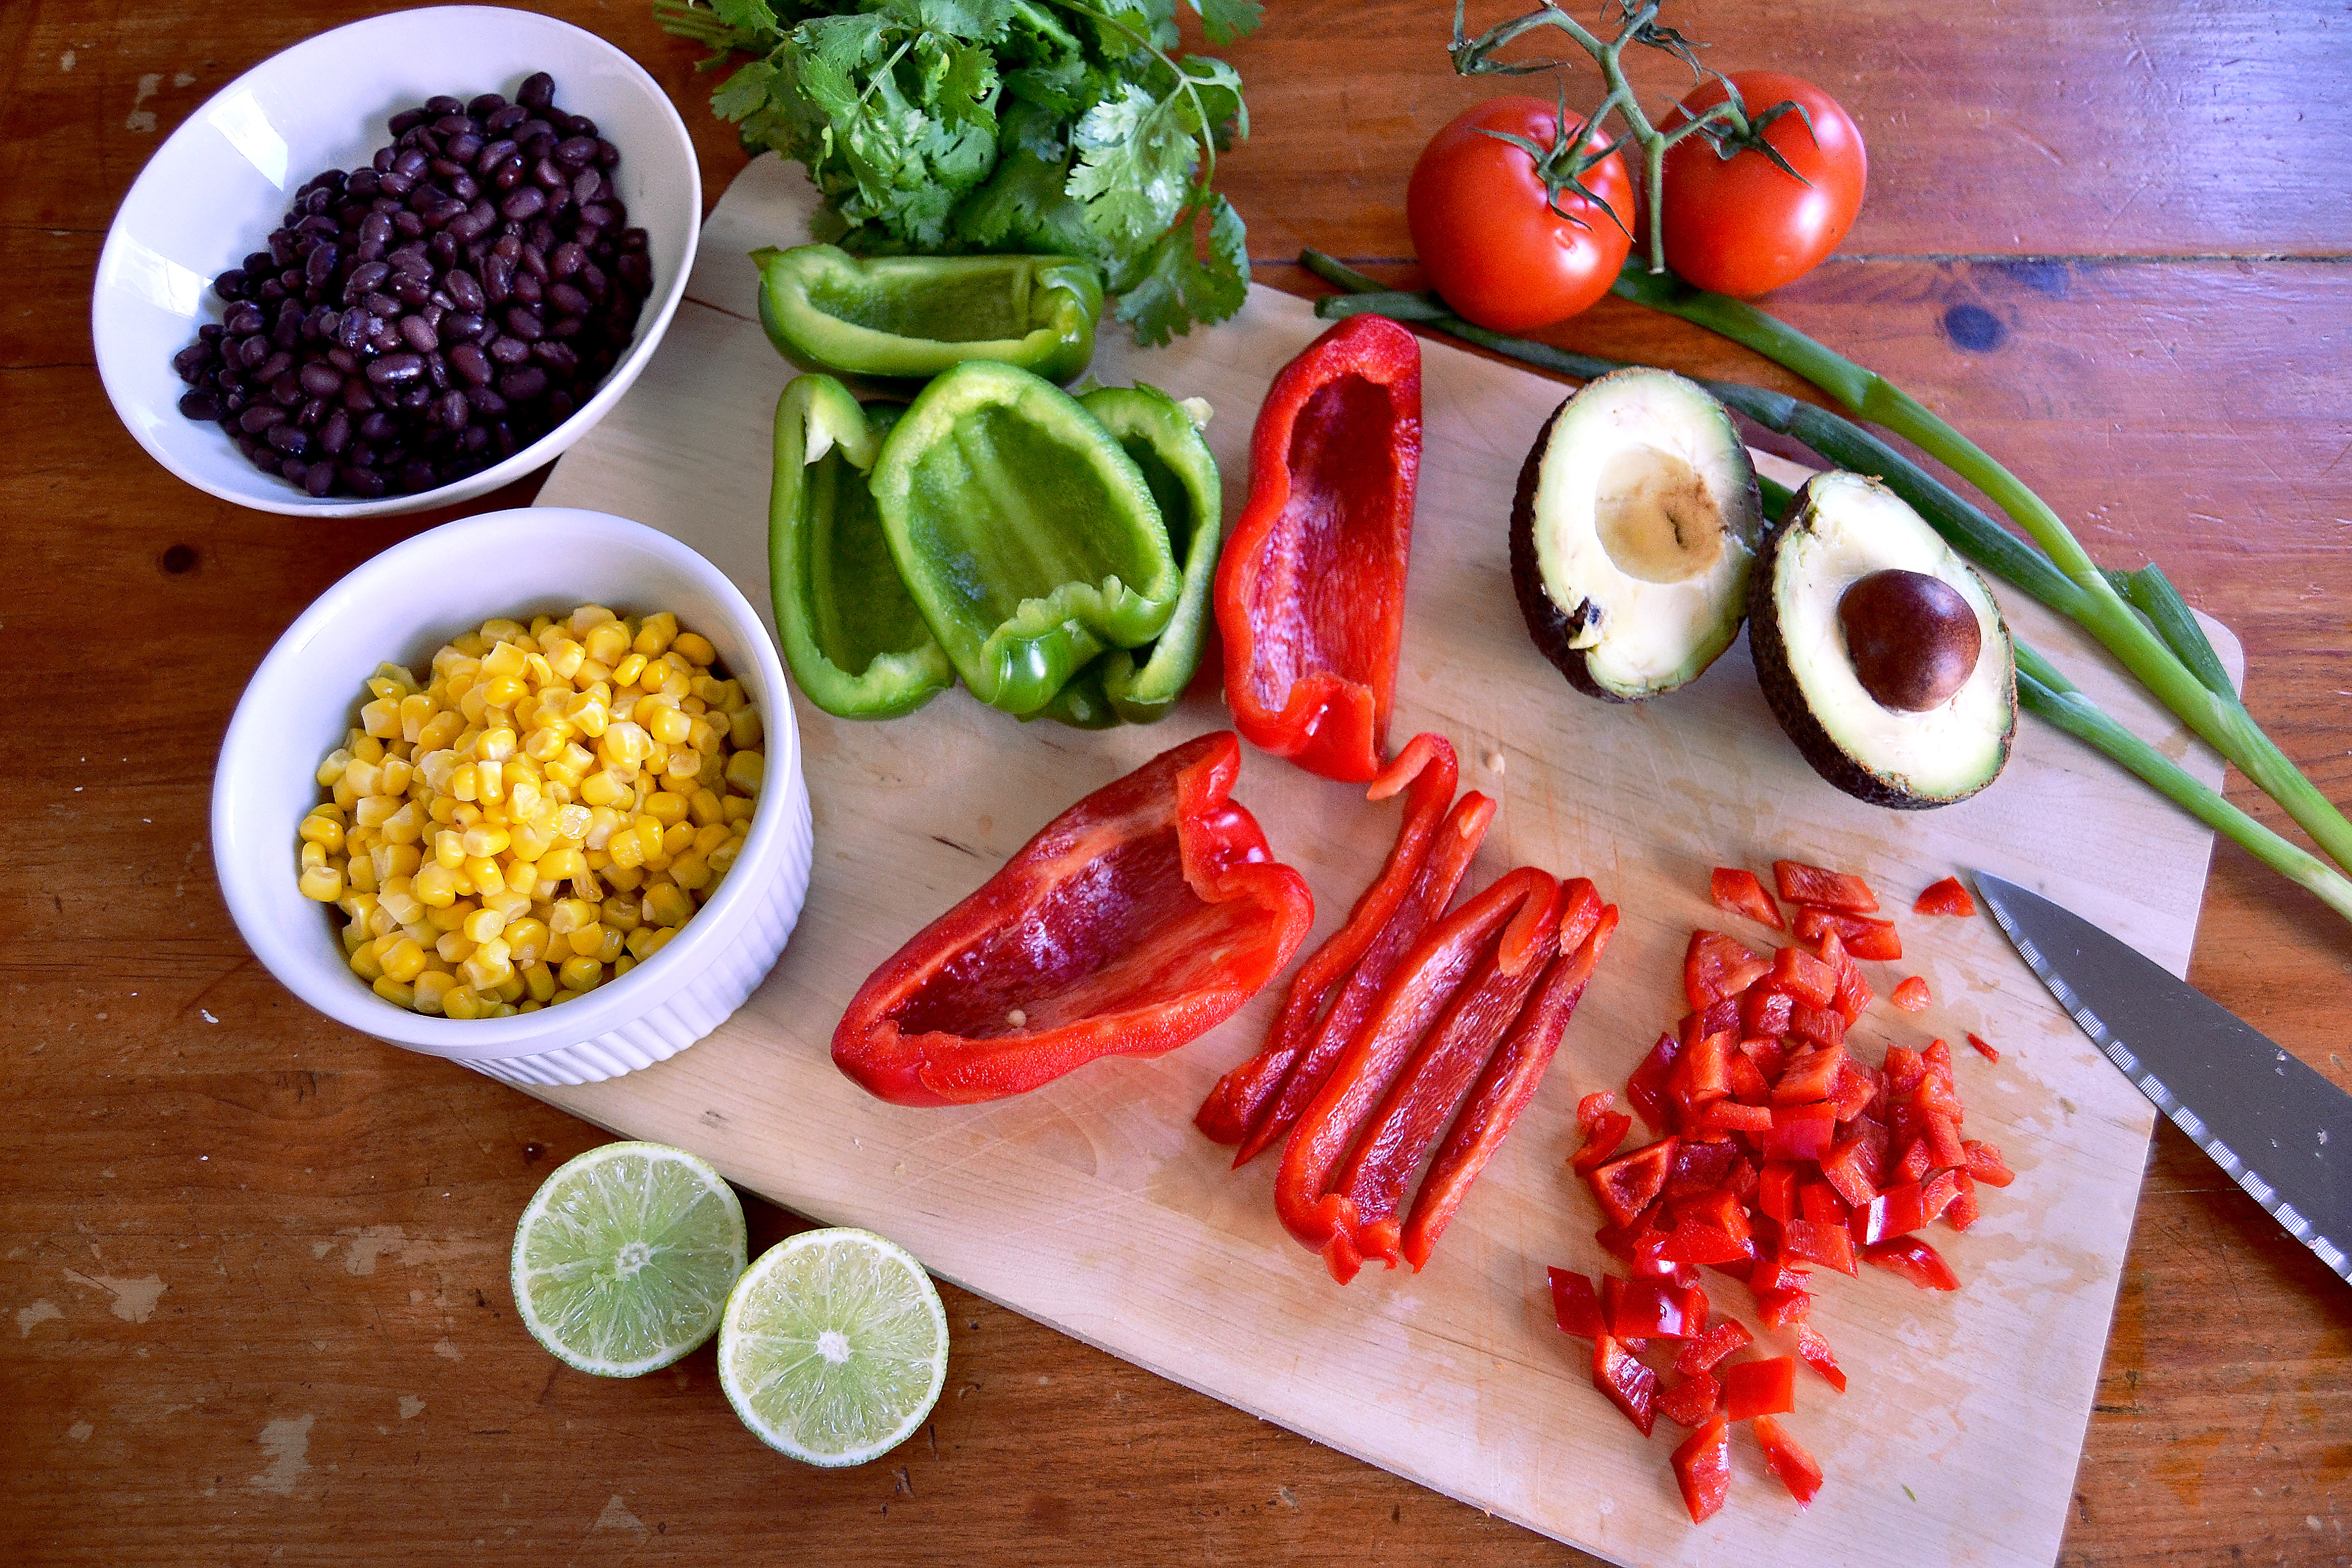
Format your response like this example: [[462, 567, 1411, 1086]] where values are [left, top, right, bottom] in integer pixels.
[[1033, 385, 1222, 728], [871, 360, 1183, 718], [753, 244, 1102, 388], [769, 374, 955, 720]]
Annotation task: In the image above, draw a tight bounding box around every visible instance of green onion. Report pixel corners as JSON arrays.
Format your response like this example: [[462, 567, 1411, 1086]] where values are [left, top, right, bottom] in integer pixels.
[[1296, 251, 2352, 925]]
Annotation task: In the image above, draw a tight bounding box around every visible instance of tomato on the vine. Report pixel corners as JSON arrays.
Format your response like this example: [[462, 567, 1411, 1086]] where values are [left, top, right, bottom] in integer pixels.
[[1659, 72, 1867, 299], [1407, 97, 1633, 332]]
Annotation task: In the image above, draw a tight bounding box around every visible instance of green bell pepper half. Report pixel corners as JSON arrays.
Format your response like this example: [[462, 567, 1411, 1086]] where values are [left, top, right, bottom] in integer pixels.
[[871, 360, 1183, 718], [753, 244, 1102, 388], [769, 373, 955, 720], [1033, 385, 1223, 728]]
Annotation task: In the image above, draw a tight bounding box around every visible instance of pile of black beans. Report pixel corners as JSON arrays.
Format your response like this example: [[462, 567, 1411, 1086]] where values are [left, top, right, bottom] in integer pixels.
[[169, 72, 655, 501]]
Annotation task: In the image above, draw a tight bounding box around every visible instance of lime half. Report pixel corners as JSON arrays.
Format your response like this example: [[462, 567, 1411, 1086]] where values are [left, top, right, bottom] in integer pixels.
[[510, 1141, 748, 1377], [717, 1228, 949, 1466]]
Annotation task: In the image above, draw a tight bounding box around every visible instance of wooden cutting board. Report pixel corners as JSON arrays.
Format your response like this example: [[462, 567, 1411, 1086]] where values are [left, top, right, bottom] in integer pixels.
[[528, 154, 2237, 1568]]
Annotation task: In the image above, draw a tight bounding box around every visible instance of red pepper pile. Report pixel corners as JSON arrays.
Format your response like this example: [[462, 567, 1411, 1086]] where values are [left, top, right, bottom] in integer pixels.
[[1198, 734, 1619, 1282], [1551, 859, 2012, 1521]]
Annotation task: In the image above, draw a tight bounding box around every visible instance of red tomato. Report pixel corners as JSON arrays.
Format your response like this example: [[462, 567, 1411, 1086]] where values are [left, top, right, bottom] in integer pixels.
[[1407, 96, 1633, 331], [1659, 72, 1867, 298]]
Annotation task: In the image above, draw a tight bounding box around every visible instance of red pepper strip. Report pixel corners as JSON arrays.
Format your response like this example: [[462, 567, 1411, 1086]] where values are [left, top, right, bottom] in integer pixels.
[[1722, 1355, 1798, 1421], [1964, 1139, 2016, 1187], [1671, 1410, 1734, 1522], [1794, 1325, 1847, 1392], [1215, 313, 1423, 783], [1593, 1333, 1660, 1437], [1195, 734, 1458, 1149], [1548, 1267, 1606, 1338], [1231, 790, 1495, 1166], [1967, 1030, 2000, 1063], [1773, 859, 1880, 913], [1273, 868, 1558, 1280], [1710, 867, 1785, 930], [1676, 1319, 1754, 1376], [832, 732, 1314, 1106], [1913, 875, 1978, 917], [1945, 1172, 1981, 1231], [1751, 1414, 1824, 1506], [1627, 1032, 1680, 1133], [1795, 905, 1904, 960], [1864, 1236, 1961, 1290], [1337, 886, 1563, 1267]]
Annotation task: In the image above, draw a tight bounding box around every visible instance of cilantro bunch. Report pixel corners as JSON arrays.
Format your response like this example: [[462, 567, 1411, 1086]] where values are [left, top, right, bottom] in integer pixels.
[[656, 0, 1262, 345]]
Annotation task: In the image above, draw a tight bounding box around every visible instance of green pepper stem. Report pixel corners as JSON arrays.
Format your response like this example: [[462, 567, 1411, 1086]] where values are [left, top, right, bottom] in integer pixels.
[[1609, 263, 2352, 879]]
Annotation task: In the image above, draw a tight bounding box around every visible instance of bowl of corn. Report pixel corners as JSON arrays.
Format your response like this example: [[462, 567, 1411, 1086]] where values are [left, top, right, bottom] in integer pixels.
[[212, 505, 812, 1085]]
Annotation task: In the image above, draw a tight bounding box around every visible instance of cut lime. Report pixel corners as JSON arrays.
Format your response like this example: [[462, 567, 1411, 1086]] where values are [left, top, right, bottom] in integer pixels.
[[717, 1227, 949, 1466], [510, 1141, 747, 1377]]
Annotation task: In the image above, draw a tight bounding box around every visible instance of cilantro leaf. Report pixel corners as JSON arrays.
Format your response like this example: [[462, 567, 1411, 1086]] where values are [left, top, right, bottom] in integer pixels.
[[1067, 82, 1194, 250], [1114, 192, 1248, 347], [1188, 0, 1262, 46]]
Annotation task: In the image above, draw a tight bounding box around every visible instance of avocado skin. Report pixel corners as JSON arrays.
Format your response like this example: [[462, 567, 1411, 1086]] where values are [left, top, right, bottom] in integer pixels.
[[1748, 475, 2016, 810], [1509, 400, 1630, 703]]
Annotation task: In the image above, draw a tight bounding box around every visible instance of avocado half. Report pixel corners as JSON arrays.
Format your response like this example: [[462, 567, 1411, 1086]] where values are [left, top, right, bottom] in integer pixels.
[[1510, 368, 1765, 702], [1749, 471, 2018, 808]]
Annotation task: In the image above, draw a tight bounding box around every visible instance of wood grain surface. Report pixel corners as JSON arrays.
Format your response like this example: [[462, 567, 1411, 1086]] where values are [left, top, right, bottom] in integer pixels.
[[3, 3, 2348, 1565]]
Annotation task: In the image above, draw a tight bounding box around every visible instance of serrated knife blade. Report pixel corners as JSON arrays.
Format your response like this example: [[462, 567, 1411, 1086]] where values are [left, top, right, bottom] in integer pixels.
[[1974, 871, 2349, 1285]]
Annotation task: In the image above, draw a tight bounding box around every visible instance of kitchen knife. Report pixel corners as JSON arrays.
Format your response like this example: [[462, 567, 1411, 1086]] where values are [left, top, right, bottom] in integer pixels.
[[1975, 871, 2349, 1285]]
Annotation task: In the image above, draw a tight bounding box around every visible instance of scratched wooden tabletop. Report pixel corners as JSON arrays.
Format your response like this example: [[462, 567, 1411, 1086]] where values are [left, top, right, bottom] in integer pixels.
[[3, 2, 2347, 1563]]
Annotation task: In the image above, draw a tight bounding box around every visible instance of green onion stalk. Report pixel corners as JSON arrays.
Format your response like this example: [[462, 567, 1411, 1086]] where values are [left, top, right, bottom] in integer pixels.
[[1296, 251, 2352, 922]]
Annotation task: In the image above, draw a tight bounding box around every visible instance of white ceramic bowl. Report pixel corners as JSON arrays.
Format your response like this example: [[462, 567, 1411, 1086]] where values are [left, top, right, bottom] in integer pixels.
[[94, 6, 699, 519], [212, 507, 813, 1085]]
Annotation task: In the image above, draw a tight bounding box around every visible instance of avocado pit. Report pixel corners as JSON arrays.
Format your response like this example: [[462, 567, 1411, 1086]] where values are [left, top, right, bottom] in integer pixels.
[[1837, 568, 1982, 712]]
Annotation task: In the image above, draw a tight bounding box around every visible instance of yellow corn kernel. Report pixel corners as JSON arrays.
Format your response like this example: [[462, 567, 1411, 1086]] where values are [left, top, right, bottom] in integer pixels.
[[353, 793, 397, 830], [624, 924, 659, 961], [730, 707, 766, 750], [580, 769, 630, 808], [725, 750, 766, 795], [607, 825, 647, 870], [479, 618, 527, 645], [464, 855, 506, 897], [503, 918, 551, 965], [610, 651, 648, 690], [690, 674, 728, 706], [460, 943, 513, 991], [640, 791, 685, 828], [372, 975, 418, 1009], [636, 702, 683, 748], [510, 961, 552, 1003], [545, 896, 595, 935], [561, 920, 604, 960], [380, 802, 425, 845], [300, 841, 328, 872], [478, 674, 526, 710], [599, 723, 651, 770], [492, 974, 527, 1004], [411, 971, 456, 1015], [634, 611, 678, 657], [341, 757, 382, 798], [372, 842, 422, 885], [584, 621, 631, 666], [603, 863, 644, 893], [667, 854, 712, 892], [522, 725, 567, 765], [558, 955, 605, 993], [416, 710, 464, 753], [316, 747, 353, 787], [643, 883, 694, 928], [723, 795, 757, 826], [460, 822, 511, 859], [379, 937, 427, 984], [655, 820, 693, 857], [672, 631, 717, 668], [346, 853, 380, 895], [474, 758, 506, 803], [442, 985, 483, 1020], [462, 905, 509, 944], [536, 847, 586, 882], [299, 813, 345, 851], [481, 641, 529, 680], [601, 896, 642, 934], [592, 925, 627, 964], [692, 821, 732, 860], [434, 828, 466, 869], [413, 861, 462, 908], [349, 937, 388, 983], [398, 692, 437, 743], [545, 638, 586, 680], [360, 697, 403, 738], [612, 954, 638, 980], [564, 693, 610, 740], [434, 930, 475, 965], [351, 733, 386, 765], [638, 926, 678, 961], [299, 863, 345, 901]]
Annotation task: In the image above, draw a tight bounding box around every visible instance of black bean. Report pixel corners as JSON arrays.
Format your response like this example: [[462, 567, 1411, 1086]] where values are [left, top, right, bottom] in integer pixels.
[[448, 342, 494, 385], [304, 242, 339, 290], [475, 138, 518, 176], [388, 108, 428, 136], [449, 173, 480, 203], [468, 92, 507, 118], [530, 340, 579, 375], [482, 254, 514, 303], [517, 72, 554, 110], [239, 404, 286, 433], [271, 373, 304, 407], [565, 116, 598, 139], [442, 310, 485, 344], [486, 103, 527, 134], [426, 95, 463, 117], [547, 281, 591, 318], [513, 272, 544, 307], [358, 410, 398, 444], [444, 268, 484, 312], [178, 390, 220, 420], [396, 314, 437, 354], [616, 253, 653, 293], [552, 135, 597, 169], [497, 365, 548, 403], [298, 396, 329, 429], [501, 184, 546, 222], [578, 202, 616, 230], [437, 388, 471, 428], [293, 361, 339, 399], [392, 209, 425, 239], [487, 334, 531, 366], [449, 206, 493, 244], [394, 148, 429, 180], [595, 140, 620, 169], [305, 462, 336, 497], [505, 306, 546, 342], [172, 344, 212, 382], [433, 114, 477, 139], [366, 352, 425, 386], [266, 421, 310, 456], [344, 379, 376, 411], [424, 198, 467, 230], [465, 385, 507, 416], [531, 156, 566, 192], [224, 303, 265, 337]]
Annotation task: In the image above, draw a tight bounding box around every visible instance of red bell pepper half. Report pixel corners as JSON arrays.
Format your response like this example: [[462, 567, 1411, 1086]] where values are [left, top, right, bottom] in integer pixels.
[[1671, 1410, 1733, 1522], [1399, 897, 1618, 1270], [1913, 875, 1977, 917], [1195, 734, 1463, 1153], [1275, 867, 1558, 1281], [1751, 1415, 1824, 1506], [1215, 313, 1423, 783], [831, 732, 1314, 1106]]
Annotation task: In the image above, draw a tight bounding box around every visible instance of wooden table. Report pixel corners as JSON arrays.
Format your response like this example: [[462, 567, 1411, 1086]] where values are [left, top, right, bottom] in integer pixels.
[[4, 3, 2346, 1562]]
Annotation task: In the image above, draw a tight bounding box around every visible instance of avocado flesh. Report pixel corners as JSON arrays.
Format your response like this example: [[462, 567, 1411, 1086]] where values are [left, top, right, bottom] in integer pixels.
[[1510, 368, 1762, 702], [1751, 472, 2017, 807]]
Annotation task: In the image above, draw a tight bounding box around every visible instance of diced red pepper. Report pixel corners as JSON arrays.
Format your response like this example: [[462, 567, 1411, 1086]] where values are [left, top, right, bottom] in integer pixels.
[[1592, 1333, 1659, 1436], [1627, 1033, 1680, 1134], [1922, 1110, 1968, 1172], [1689, 996, 1743, 1040], [1966, 1030, 2000, 1063], [1752, 1414, 1824, 1506], [1572, 1109, 1633, 1177], [1758, 1164, 1799, 1224], [1795, 905, 1903, 960], [1855, 1172, 1962, 1244], [834, 732, 1314, 1106], [1576, 1091, 1617, 1137], [1774, 860, 1880, 913], [1891, 975, 1932, 1012], [1770, 946, 1838, 1008], [1828, 1058, 1876, 1122], [1589, 1138, 1679, 1228], [1784, 1217, 1857, 1276], [1945, 1172, 1981, 1232], [1663, 1140, 1741, 1200], [1786, 1001, 1847, 1049], [1794, 1324, 1846, 1392], [1865, 1236, 1962, 1290], [1741, 984, 1796, 1039], [1772, 1045, 1846, 1106], [1671, 1411, 1734, 1523], [1799, 1182, 1849, 1229], [1613, 1276, 1703, 1339], [1913, 876, 1977, 917], [1660, 1220, 1751, 1268], [1215, 313, 1422, 783], [1277, 868, 1557, 1281], [1556, 877, 1605, 955], [1400, 903, 1619, 1271], [1700, 1100, 1773, 1135], [1888, 1137, 1932, 1188], [1220, 788, 1493, 1165], [1754, 1286, 1811, 1331], [1684, 930, 1770, 1010], [1964, 1140, 2016, 1188], [1670, 1028, 1733, 1114], [1548, 1267, 1607, 1338], [1818, 1136, 1878, 1209], [1760, 1102, 1837, 1162], [1726, 1049, 1771, 1106], [1659, 1370, 1722, 1428], [1737, 1035, 1786, 1083], [1882, 1045, 1925, 1097], [1675, 1319, 1754, 1375], [1722, 1356, 1798, 1421], [1197, 734, 1462, 1154], [1710, 868, 1785, 930]]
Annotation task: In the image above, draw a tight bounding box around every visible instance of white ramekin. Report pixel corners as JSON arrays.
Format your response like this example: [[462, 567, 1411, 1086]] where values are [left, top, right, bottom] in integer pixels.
[[211, 506, 812, 1084]]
